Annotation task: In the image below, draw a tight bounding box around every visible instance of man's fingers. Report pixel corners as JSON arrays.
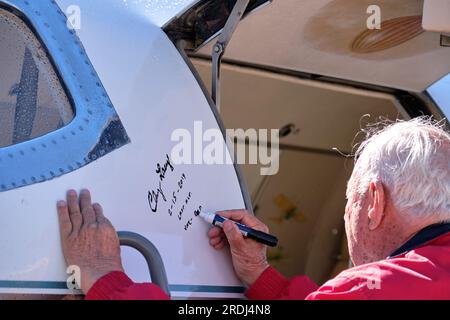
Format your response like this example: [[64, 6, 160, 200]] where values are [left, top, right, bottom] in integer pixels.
[[67, 190, 82, 234], [208, 227, 223, 239], [223, 221, 245, 248], [79, 189, 92, 209], [209, 225, 227, 250], [93, 203, 109, 225], [247, 221, 269, 233], [216, 210, 268, 232], [57, 200, 72, 237], [82, 207, 96, 228], [93, 203, 104, 218], [80, 189, 96, 226], [210, 236, 226, 250], [216, 210, 246, 222], [209, 236, 224, 246], [67, 190, 81, 214], [213, 242, 226, 250]]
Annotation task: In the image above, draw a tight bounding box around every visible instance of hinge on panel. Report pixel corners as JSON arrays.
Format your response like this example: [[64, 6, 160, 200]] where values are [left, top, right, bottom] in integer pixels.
[[211, 0, 250, 112]]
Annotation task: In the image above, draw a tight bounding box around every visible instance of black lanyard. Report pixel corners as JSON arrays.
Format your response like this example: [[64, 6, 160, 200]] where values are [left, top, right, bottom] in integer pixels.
[[388, 223, 450, 258]]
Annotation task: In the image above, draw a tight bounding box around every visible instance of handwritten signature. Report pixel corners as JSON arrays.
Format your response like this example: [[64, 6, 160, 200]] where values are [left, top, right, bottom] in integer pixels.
[[148, 181, 167, 213], [156, 154, 174, 182], [147, 154, 173, 213], [147, 154, 203, 232]]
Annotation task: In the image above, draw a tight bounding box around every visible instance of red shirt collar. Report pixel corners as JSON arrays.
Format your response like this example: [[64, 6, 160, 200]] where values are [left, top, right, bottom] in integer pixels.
[[388, 222, 450, 258]]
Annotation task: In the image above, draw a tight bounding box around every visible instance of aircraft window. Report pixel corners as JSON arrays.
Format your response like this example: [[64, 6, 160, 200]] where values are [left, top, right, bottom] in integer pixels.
[[0, 1, 129, 192], [0, 8, 74, 148], [427, 73, 450, 120]]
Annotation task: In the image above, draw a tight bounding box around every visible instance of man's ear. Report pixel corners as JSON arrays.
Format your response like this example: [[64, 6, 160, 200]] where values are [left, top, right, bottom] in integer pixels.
[[367, 180, 386, 231]]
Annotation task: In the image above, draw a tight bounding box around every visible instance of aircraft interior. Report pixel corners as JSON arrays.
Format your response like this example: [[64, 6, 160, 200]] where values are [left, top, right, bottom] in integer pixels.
[[187, 0, 450, 284]]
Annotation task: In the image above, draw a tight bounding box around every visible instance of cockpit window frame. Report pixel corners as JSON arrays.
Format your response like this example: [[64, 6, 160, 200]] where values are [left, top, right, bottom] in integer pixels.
[[0, 0, 130, 192]]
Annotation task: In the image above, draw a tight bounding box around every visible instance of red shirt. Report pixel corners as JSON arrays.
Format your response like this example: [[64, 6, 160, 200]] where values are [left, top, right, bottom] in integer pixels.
[[86, 225, 450, 300], [86, 271, 169, 300]]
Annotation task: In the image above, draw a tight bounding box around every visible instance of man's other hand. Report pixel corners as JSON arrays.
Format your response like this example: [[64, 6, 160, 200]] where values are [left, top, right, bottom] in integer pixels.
[[57, 189, 124, 294], [208, 210, 270, 287]]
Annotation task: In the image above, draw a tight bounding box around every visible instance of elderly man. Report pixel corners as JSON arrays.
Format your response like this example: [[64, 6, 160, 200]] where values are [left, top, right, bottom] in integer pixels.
[[57, 118, 450, 299]]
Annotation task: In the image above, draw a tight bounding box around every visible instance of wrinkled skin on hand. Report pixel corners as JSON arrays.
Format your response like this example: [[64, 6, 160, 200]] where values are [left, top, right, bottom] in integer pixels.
[[57, 189, 124, 294], [207, 210, 270, 287]]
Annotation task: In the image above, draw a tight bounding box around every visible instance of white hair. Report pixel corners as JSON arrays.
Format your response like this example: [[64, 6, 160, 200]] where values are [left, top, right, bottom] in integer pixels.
[[347, 117, 450, 221]]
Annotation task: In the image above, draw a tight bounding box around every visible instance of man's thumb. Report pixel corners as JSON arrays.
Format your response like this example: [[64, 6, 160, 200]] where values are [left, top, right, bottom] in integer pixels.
[[223, 221, 244, 247]]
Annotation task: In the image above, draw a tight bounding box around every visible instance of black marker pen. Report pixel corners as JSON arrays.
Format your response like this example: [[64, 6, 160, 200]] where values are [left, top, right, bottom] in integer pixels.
[[199, 212, 278, 247]]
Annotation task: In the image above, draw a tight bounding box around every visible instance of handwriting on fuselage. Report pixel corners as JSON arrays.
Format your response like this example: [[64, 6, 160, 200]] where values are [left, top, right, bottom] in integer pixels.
[[156, 154, 174, 182], [148, 181, 166, 213], [147, 154, 203, 232], [184, 205, 203, 231], [147, 154, 174, 213]]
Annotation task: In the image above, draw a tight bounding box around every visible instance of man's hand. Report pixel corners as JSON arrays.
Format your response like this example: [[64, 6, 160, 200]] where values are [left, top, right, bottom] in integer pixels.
[[57, 189, 124, 294], [208, 210, 270, 287]]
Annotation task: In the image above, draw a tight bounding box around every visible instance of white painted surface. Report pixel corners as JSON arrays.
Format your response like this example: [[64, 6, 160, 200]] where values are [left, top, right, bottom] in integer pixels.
[[423, 0, 450, 34], [0, 0, 245, 297], [119, 0, 198, 27]]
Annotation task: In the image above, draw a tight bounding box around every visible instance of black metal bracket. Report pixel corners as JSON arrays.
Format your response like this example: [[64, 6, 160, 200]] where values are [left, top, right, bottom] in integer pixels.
[[211, 0, 250, 111]]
